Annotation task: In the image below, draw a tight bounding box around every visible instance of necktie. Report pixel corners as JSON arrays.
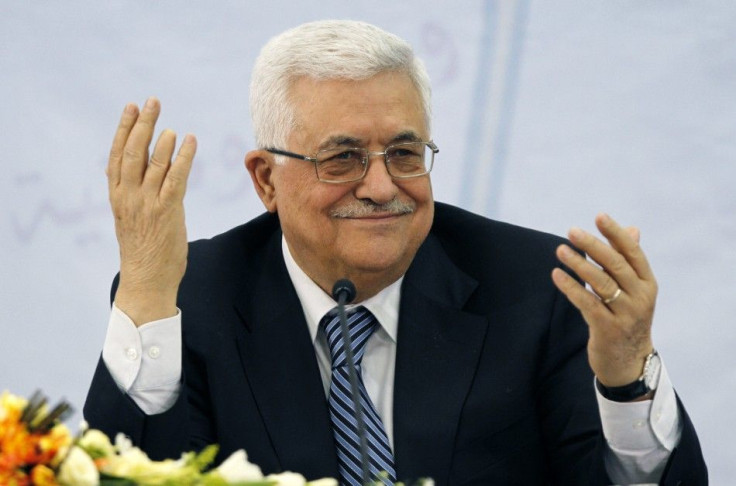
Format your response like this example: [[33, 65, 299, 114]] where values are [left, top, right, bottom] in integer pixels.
[[322, 306, 396, 486]]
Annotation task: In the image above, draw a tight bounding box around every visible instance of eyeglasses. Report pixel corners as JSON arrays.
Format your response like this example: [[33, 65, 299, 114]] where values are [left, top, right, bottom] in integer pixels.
[[265, 141, 439, 183]]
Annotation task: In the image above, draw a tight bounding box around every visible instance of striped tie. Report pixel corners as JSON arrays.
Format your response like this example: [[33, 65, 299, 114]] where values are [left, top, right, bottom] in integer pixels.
[[322, 306, 396, 486]]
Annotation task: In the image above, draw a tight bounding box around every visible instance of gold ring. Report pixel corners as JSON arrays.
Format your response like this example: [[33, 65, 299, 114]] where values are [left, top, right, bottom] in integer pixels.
[[602, 288, 622, 305]]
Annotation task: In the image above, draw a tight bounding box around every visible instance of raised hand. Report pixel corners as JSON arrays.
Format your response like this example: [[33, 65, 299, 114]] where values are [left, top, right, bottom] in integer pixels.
[[551, 213, 657, 388], [106, 97, 197, 326]]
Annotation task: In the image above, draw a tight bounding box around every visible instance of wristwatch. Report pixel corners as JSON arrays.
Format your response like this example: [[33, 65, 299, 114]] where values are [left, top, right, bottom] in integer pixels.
[[596, 350, 661, 402]]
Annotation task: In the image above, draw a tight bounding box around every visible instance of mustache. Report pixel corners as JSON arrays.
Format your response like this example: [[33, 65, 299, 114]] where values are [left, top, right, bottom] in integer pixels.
[[330, 198, 416, 218]]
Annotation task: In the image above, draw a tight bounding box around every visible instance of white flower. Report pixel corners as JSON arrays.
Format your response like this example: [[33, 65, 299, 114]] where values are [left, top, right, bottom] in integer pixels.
[[307, 478, 339, 486], [104, 446, 154, 477], [114, 432, 133, 453], [57, 446, 100, 486], [266, 471, 307, 486], [78, 429, 115, 458], [102, 443, 203, 484], [213, 449, 264, 481]]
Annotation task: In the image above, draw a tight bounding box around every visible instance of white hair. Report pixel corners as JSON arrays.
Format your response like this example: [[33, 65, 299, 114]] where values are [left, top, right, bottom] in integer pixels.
[[249, 20, 432, 151]]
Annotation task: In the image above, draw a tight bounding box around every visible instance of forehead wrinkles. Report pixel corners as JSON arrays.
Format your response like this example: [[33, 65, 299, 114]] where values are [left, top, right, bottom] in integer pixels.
[[286, 74, 428, 149]]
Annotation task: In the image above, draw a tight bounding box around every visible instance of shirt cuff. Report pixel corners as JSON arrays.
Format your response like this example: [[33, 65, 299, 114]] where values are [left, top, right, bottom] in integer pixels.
[[102, 303, 182, 393], [596, 356, 682, 484], [596, 358, 681, 452]]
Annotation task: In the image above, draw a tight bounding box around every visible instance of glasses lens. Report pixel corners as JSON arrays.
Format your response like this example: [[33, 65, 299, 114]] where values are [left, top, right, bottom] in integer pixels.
[[386, 142, 431, 178], [315, 148, 366, 182]]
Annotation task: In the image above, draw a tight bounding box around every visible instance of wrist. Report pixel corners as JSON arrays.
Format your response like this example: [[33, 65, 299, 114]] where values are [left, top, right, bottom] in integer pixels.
[[592, 338, 654, 387], [596, 349, 661, 402], [114, 287, 178, 327]]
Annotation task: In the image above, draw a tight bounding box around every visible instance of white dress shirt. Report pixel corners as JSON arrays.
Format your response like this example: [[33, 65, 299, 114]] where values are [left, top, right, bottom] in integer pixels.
[[103, 236, 680, 484]]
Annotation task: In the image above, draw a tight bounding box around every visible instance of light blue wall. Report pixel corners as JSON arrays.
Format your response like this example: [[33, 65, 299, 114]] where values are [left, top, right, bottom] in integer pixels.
[[1, 1, 733, 481]]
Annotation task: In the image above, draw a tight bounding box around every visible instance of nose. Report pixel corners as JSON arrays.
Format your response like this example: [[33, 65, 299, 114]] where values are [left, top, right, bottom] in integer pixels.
[[353, 152, 398, 204]]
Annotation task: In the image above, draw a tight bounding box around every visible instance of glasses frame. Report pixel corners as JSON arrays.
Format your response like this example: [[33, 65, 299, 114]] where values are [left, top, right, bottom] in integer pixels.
[[265, 140, 439, 184]]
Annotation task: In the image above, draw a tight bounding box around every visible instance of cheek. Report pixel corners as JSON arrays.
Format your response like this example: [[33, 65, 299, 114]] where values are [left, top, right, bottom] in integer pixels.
[[400, 177, 434, 208], [275, 174, 349, 229], [406, 180, 434, 238], [273, 168, 320, 213]]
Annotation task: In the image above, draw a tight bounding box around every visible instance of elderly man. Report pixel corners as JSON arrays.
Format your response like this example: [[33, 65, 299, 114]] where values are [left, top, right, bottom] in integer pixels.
[[85, 20, 706, 485]]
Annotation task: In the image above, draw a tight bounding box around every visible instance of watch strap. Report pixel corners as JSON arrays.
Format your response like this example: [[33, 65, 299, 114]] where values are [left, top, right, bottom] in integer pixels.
[[595, 349, 658, 402], [596, 376, 650, 401]]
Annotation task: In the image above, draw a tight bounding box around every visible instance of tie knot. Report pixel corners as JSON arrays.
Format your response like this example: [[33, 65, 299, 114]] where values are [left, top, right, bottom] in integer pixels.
[[322, 306, 377, 368]]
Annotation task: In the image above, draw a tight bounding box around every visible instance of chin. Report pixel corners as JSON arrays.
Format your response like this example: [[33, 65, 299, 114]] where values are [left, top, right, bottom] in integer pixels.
[[341, 247, 411, 275]]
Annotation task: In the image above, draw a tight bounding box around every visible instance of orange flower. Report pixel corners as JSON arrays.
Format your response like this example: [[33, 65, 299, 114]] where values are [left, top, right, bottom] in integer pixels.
[[30, 464, 58, 486], [1, 422, 33, 471], [0, 468, 31, 486]]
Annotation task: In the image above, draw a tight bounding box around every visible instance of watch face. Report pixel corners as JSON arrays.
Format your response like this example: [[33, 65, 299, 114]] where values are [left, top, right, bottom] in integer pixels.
[[643, 353, 662, 390]]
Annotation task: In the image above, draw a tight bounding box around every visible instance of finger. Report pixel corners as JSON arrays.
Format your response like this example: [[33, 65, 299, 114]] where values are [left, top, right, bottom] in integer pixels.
[[556, 244, 622, 303], [551, 267, 611, 321], [143, 128, 177, 193], [160, 134, 197, 203], [107, 103, 140, 190], [120, 97, 161, 186], [595, 213, 655, 282], [567, 226, 640, 293], [625, 226, 640, 243]]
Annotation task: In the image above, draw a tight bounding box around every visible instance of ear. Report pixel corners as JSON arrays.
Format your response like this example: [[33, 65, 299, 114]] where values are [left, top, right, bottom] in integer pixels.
[[245, 150, 278, 213]]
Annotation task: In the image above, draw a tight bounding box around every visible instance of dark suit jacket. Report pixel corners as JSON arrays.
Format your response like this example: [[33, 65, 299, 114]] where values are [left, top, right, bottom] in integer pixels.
[[84, 202, 706, 485]]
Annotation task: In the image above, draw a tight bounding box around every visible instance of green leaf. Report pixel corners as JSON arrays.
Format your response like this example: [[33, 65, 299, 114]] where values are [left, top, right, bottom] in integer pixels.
[[99, 474, 139, 486], [191, 444, 220, 472]]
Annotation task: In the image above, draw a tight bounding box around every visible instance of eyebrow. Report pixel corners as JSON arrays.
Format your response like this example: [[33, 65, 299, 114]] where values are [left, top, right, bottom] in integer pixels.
[[317, 131, 423, 151], [317, 135, 363, 151], [389, 131, 422, 144]]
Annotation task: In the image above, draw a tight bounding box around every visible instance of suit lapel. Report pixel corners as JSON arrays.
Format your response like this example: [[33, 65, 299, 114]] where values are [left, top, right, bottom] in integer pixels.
[[232, 232, 338, 479], [393, 234, 489, 484], [228, 223, 489, 482]]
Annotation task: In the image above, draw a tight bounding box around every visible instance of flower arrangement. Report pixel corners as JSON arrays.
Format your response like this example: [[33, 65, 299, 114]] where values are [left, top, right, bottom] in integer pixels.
[[0, 391, 73, 485], [2, 390, 433, 486], [0, 391, 336, 486]]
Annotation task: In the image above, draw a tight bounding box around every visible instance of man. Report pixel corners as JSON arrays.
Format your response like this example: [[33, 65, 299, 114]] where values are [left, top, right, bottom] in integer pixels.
[[85, 20, 706, 485]]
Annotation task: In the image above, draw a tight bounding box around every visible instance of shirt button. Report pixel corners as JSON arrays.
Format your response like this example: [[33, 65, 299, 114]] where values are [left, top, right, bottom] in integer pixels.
[[148, 346, 161, 359], [125, 348, 138, 361], [633, 420, 645, 429]]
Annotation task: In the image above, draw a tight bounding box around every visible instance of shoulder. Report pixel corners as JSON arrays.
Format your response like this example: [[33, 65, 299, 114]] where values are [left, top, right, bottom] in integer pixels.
[[428, 202, 570, 303], [182, 211, 281, 290], [176, 212, 283, 342], [431, 202, 567, 265], [188, 212, 280, 264]]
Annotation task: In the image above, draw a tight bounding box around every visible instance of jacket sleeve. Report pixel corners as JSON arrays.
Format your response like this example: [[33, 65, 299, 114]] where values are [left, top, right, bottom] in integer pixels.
[[659, 396, 708, 485], [83, 356, 195, 460]]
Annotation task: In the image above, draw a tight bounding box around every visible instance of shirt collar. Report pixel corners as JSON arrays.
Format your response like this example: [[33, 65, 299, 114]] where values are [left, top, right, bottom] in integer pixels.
[[281, 235, 401, 344]]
